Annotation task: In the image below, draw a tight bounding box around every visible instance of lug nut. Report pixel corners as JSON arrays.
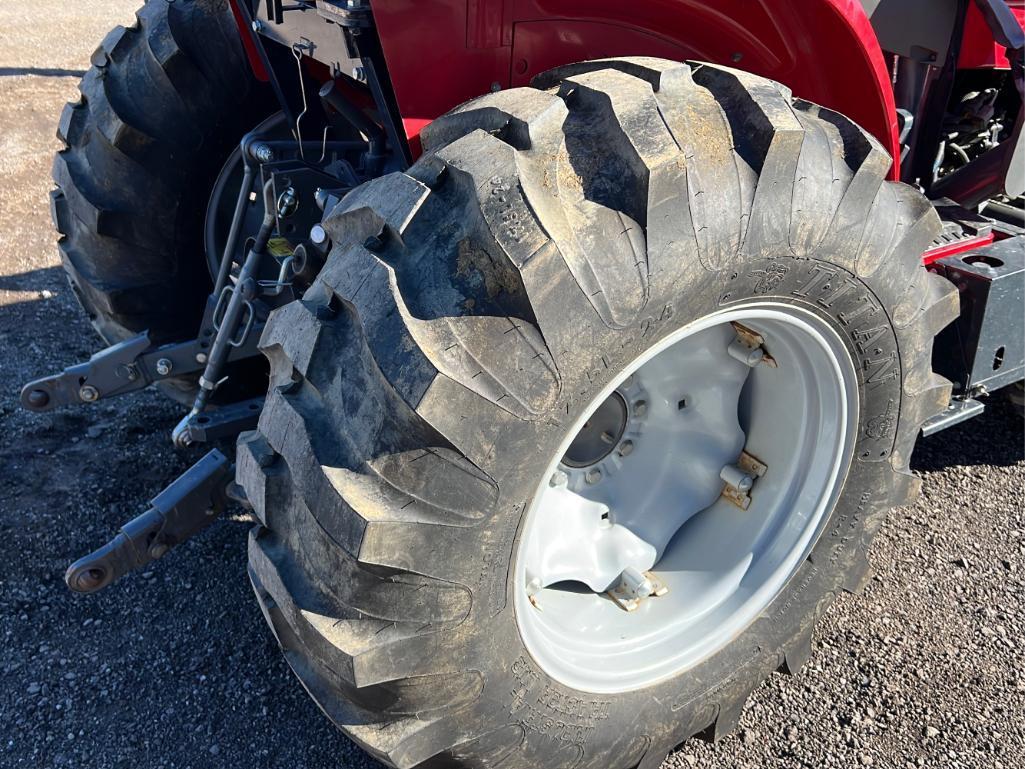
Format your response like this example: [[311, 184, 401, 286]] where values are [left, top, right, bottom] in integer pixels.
[[155, 358, 173, 377], [78, 384, 99, 403], [549, 469, 568, 487], [618, 440, 634, 457], [585, 468, 602, 484], [632, 400, 647, 417]]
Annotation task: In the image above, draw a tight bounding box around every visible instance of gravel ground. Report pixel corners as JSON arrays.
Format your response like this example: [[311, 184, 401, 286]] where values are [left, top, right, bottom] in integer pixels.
[[1, 4, 1023, 768]]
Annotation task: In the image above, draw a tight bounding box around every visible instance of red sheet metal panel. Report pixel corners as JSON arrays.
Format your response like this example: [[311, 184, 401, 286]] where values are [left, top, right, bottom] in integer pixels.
[[372, 0, 901, 174]]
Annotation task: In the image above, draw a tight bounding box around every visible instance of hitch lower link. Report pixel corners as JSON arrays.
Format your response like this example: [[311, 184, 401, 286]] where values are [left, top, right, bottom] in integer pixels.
[[65, 450, 244, 593], [31, 138, 317, 592]]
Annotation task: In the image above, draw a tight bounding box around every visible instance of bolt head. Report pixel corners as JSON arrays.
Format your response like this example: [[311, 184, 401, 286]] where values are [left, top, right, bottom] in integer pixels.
[[116, 363, 139, 382], [585, 468, 602, 485], [155, 358, 173, 377], [195, 353, 208, 365], [310, 224, 327, 245], [78, 385, 99, 403], [632, 400, 647, 418], [618, 440, 634, 457], [251, 20, 263, 32]]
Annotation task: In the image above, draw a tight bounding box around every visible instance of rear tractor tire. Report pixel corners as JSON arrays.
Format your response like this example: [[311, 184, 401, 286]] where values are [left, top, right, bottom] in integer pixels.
[[239, 58, 958, 768], [51, 0, 270, 400]]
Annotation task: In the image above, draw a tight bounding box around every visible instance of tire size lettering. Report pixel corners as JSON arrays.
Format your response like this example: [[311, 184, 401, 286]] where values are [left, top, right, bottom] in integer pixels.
[[509, 655, 610, 746]]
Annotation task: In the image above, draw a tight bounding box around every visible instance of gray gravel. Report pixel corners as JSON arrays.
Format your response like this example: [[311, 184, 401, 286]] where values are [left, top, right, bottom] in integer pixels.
[[1, 3, 1024, 768]]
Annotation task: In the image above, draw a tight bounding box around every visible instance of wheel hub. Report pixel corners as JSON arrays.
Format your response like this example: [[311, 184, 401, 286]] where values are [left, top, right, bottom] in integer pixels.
[[514, 304, 859, 693], [562, 391, 628, 468]]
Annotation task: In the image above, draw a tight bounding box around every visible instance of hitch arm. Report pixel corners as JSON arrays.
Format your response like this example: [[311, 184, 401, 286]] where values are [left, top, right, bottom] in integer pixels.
[[20, 327, 261, 413], [65, 450, 234, 593]]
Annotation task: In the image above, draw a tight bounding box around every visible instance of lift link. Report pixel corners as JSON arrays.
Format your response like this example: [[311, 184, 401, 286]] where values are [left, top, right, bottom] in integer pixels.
[[19, 327, 261, 413], [65, 450, 237, 594], [173, 180, 278, 448]]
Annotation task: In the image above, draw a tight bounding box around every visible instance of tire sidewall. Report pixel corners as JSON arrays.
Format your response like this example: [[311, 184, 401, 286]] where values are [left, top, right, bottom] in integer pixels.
[[454, 253, 907, 765]]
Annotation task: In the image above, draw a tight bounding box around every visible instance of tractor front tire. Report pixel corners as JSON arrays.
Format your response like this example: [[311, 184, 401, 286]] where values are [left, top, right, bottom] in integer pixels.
[[238, 58, 957, 768]]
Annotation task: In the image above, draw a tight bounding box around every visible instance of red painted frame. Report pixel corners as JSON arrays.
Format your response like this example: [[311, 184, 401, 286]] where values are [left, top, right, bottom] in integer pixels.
[[371, 0, 901, 176], [959, 0, 1025, 68]]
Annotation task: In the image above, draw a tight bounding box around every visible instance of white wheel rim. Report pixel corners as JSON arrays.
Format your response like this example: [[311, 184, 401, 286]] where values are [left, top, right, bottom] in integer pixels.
[[513, 303, 859, 693]]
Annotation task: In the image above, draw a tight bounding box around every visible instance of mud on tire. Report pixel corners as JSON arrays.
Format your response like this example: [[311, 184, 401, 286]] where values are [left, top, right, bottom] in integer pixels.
[[238, 58, 958, 768]]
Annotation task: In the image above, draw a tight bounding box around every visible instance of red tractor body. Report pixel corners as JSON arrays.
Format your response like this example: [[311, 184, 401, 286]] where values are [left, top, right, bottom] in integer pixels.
[[22, 2, 1025, 764]]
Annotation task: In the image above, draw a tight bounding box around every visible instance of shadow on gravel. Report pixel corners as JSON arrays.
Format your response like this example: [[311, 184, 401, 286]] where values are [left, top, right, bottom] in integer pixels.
[[912, 393, 1024, 472], [0, 66, 86, 78], [0, 265, 63, 291]]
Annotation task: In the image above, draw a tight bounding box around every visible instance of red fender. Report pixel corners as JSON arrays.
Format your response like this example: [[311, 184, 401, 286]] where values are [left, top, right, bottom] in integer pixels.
[[373, 0, 900, 177]]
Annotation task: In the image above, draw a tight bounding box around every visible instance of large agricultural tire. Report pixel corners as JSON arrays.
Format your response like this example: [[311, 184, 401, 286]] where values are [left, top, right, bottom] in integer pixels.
[[51, 0, 270, 399], [238, 58, 958, 769]]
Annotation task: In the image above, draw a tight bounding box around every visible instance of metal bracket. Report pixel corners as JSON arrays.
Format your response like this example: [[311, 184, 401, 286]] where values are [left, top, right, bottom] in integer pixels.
[[720, 450, 768, 510], [606, 568, 669, 612], [174, 397, 264, 446], [920, 397, 986, 437], [316, 0, 374, 28], [729, 322, 778, 368], [64, 450, 233, 593], [20, 325, 262, 413]]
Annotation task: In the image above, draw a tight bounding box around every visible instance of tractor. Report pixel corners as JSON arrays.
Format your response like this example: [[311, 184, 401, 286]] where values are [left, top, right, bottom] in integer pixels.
[[22, 0, 1024, 766]]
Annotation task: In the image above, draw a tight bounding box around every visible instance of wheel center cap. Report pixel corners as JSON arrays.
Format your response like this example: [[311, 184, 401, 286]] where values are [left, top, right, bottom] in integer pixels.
[[562, 392, 628, 468]]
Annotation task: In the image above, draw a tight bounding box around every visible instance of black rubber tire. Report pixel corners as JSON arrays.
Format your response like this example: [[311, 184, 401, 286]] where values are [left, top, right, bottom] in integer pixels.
[[51, 0, 269, 398], [238, 58, 959, 769]]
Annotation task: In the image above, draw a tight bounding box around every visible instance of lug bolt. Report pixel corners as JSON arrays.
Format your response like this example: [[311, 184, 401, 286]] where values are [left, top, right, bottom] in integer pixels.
[[155, 358, 173, 377], [549, 469, 568, 487], [116, 363, 139, 381], [78, 385, 99, 403], [618, 440, 634, 457], [585, 468, 602, 484], [632, 400, 647, 417]]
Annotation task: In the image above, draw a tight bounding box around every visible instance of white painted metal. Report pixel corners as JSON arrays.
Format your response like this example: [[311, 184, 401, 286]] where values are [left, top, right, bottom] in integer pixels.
[[513, 304, 859, 693]]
